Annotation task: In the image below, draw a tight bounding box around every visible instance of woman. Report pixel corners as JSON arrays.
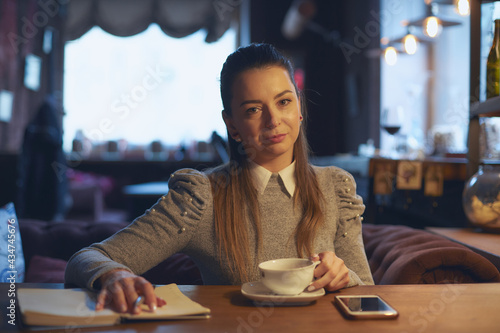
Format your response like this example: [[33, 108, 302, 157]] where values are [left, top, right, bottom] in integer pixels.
[[65, 43, 374, 314]]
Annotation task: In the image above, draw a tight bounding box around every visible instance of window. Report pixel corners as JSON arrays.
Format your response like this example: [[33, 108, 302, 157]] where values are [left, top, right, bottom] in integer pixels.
[[379, 0, 470, 156], [63, 24, 236, 153]]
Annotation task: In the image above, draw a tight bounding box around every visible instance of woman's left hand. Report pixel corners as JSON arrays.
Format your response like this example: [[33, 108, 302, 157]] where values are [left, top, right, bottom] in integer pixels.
[[308, 251, 349, 292]]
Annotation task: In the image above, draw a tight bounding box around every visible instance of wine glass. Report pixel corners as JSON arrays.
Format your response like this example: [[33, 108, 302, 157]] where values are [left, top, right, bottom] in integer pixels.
[[380, 106, 404, 158]]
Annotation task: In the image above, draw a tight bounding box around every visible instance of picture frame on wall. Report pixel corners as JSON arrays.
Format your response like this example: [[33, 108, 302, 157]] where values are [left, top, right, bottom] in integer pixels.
[[24, 54, 41, 91], [0, 90, 14, 123]]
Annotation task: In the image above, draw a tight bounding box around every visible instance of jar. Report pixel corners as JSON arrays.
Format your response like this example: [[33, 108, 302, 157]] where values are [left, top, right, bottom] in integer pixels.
[[462, 165, 500, 232]]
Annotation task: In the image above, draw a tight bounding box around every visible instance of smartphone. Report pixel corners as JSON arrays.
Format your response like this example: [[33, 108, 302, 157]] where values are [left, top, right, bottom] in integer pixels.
[[334, 295, 399, 320]]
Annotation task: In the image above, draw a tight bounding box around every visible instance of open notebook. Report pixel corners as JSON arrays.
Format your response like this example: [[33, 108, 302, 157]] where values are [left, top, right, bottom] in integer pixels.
[[17, 284, 211, 327]]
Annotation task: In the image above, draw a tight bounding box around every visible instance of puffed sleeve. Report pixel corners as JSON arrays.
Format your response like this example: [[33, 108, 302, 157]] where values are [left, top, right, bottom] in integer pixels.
[[64, 168, 212, 290], [332, 168, 374, 287]]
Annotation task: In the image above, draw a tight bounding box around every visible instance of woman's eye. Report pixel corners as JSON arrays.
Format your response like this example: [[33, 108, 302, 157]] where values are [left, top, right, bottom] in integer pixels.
[[246, 107, 260, 114], [279, 99, 292, 106]]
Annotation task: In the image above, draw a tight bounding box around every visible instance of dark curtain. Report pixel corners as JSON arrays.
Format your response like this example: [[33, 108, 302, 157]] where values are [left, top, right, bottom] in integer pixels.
[[64, 0, 233, 42], [17, 96, 68, 221]]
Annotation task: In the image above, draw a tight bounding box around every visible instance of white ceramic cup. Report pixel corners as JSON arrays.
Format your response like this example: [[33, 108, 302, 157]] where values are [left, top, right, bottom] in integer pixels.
[[258, 258, 318, 295]]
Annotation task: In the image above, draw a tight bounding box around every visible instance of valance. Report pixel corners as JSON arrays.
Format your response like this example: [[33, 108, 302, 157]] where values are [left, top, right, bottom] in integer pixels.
[[65, 0, 233, 42]]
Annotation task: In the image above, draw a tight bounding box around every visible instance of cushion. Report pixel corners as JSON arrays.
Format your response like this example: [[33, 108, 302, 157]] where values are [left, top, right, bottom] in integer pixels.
[[142, 253, 203, 285], [19, 219, 129, 265], [19, 220, 203, 285], [25, 255, 66, 283], [0, 203, 25, 282], [362, 224, 500, 284], [23, 253, 202, 285]]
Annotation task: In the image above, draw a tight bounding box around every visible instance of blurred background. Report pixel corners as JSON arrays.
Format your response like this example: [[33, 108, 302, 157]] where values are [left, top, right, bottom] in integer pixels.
[[0, 0, 498, 230]]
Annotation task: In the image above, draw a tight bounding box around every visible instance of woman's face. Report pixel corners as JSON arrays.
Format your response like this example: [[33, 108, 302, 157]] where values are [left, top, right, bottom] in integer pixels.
[[223, 66, 302, 171]]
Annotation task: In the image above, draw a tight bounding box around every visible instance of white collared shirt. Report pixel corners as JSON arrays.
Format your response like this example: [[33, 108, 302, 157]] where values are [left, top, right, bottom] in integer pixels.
[[249, 161, 296, 197]]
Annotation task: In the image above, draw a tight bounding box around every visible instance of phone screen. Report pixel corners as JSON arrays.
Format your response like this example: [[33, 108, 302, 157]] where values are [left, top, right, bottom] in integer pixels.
[[335, 295, 398, 319]]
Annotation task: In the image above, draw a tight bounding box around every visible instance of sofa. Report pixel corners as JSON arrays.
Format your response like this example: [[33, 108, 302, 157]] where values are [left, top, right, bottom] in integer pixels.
[[18, 219, 500, 285]]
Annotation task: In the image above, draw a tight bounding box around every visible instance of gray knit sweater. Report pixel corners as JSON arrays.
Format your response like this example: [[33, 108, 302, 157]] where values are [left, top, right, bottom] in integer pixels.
[[65, 165, 374, 290]]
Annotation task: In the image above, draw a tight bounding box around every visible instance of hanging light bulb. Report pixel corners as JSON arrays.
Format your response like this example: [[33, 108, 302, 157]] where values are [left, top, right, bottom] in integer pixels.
[[402, 33, 418, 55], [384, 47, 398, 66], [403, 2, 461, 39], [423, 16, 443, 38], [456, 0, 470, 16]]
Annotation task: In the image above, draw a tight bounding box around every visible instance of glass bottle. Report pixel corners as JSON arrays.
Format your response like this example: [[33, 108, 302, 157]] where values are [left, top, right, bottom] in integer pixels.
[[486, 19, 500, 99], [462, 164, 500, 232]]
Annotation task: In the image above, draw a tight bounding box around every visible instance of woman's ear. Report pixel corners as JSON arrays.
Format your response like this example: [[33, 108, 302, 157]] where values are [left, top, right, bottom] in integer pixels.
[[222, 110, 240, 141]]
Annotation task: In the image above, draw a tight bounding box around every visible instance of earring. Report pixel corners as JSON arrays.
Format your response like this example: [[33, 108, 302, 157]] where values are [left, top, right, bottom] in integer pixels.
[[300, 116, 303, 123], [235, 137, 242, 142]]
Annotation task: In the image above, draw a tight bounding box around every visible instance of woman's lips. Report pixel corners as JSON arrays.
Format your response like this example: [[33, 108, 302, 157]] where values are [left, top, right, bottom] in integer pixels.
[[266, 134, 287, 143]]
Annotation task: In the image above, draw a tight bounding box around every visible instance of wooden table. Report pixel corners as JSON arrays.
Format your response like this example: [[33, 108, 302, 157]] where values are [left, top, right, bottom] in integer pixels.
[[3, 283, 500, 332], [427, 227, 500, 270]]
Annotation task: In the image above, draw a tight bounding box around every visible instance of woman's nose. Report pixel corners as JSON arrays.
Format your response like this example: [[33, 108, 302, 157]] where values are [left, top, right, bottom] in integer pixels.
[[265, 107, 281, 129]]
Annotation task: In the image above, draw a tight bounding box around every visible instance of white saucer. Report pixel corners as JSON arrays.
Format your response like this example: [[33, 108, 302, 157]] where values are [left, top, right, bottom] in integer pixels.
[[241, 281, 325, 305]]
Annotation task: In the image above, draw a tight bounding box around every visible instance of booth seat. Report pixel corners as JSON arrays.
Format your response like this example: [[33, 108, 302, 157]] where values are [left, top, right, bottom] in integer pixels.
[[18, 219, 500, 285]]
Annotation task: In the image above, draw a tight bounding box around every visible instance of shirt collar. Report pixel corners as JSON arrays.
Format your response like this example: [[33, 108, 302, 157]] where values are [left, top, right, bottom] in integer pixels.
[[249, 161, 296, 197]]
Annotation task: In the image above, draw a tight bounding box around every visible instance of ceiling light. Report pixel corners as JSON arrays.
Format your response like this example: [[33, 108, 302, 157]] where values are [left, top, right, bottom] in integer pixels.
[[385, 27, 427, 55], [426, 0, 470, 16], [403, 33, 419, 54], [404, 2, 461, 39], [423, 16, 443, 38], [456, 0, 470, 16], [384, 47, 398, 66]]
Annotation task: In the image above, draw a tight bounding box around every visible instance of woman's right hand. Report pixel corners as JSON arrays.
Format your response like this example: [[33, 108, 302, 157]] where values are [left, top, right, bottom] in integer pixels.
[[95, 269, 166, 314]]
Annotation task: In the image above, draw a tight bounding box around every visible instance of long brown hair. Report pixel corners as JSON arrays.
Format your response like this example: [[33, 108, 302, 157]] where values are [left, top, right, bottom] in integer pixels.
[[208, 43, 324, 283]]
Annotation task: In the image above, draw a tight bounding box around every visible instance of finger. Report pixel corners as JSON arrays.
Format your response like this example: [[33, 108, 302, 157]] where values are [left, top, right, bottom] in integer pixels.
[[120, 279, 140, 314], [108, 282, 128, 313], [317, 251, 335, 263], [156, 296, 167, 307], [325, 269, 349, 292], [313, 261, 328, 279], [309, 253, 320, 261], [135, 278, 158, 312], [313, 252, 335, 279], [309, 252, 343, 291], [322, 258, 349, 291], [96, 289, 110, 311], [308, 270, 335, 291]]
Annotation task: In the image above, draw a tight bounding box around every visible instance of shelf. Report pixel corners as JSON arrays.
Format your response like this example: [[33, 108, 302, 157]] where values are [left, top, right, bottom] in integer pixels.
[[483, 159, 500, 164], [470, 95, 500, 118]]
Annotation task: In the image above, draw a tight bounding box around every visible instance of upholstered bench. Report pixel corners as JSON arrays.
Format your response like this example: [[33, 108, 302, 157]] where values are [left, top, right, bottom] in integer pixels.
[[18, 219, 500, 285], [362, 224, 500, 284], [19, 219, 202, 285]]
